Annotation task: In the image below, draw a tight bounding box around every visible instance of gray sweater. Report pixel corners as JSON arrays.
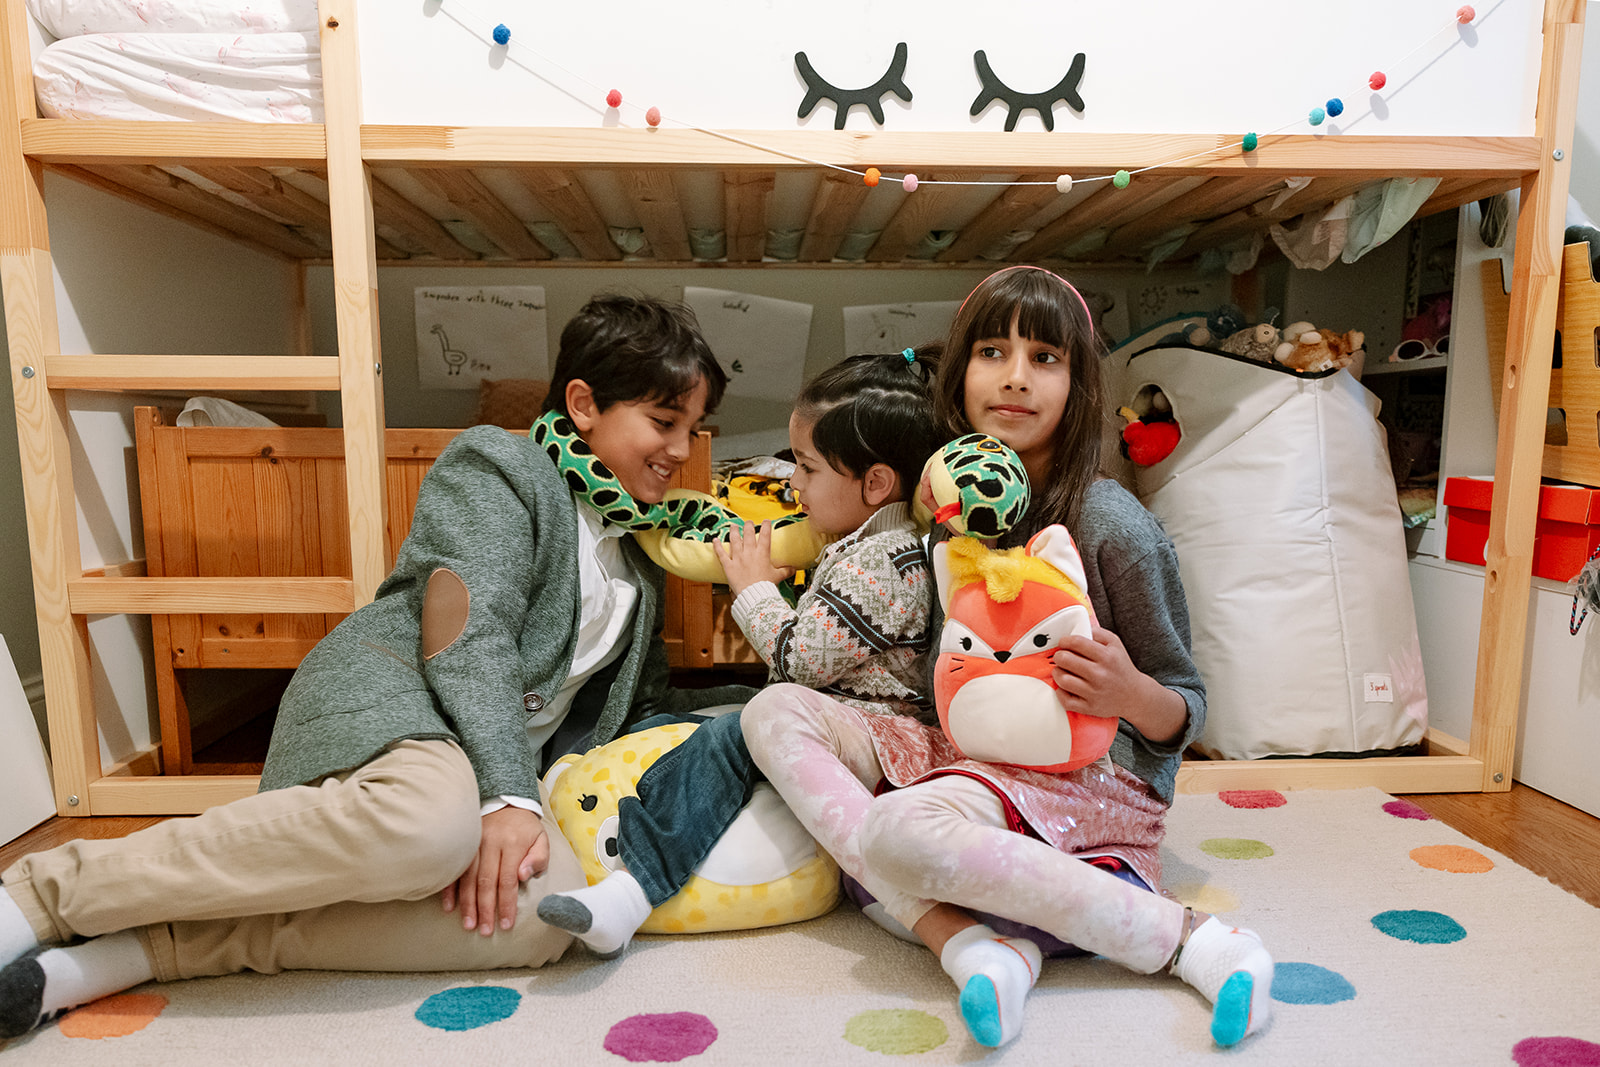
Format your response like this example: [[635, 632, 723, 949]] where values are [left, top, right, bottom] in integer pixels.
[[261, 425, 751, 801], [927, 477, 1205, 803]]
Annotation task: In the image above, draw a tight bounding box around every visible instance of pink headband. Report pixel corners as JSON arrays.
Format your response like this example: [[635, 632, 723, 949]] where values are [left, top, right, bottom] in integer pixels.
[[957, 264, 1094, 329]]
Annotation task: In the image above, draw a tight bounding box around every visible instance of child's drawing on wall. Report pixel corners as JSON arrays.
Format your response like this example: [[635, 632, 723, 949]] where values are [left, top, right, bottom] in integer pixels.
[[414, 285, 549, 390]]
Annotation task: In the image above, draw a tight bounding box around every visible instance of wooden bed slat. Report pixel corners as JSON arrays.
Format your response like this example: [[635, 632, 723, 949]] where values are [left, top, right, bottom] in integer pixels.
[[723, 170, 775, 262], [68, 577, 356, 614], [935, 174, 1058, 262], [798, 172, 871, 262], [45, 355, 342, 391], [623, 169, 693, 261], [408, 166, 551, 259], [866, 170, 979, 262], [367, 173, 482, 259], [511, 167, 623, 261]]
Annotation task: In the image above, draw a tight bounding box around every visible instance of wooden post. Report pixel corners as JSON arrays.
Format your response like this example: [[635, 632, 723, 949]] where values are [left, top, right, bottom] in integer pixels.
[[318, 0, 388, 605], [0, 0, 101, 813], [1470, 0, 1586, 791]]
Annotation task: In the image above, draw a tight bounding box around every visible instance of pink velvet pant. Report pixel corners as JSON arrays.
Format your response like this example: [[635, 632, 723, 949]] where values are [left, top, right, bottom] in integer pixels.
[[741, 683, 1184, 974]]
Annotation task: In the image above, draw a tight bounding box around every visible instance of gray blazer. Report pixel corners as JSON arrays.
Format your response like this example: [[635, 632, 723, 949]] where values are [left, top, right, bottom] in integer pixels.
[[260, 425, 750, 801]]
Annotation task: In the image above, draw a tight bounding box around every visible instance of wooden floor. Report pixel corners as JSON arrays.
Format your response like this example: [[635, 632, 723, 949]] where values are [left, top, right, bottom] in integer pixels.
[[3, 783, 1597, 909]]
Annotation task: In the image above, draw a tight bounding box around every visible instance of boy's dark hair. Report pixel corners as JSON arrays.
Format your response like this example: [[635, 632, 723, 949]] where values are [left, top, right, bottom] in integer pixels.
[[794, 345, 944, 499], [933, 268, 1105, 529], [542, 294, 728, 416]]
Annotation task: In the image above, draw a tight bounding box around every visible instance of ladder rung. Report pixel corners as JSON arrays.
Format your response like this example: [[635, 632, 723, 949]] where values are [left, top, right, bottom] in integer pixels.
[[45, 355, 342, 391], [68, 577, 355, 615]]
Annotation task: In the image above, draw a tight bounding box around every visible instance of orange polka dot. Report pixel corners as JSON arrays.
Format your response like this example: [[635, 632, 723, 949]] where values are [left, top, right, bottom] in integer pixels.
[[58, 993, 168, 1039], [1410, 844, 1494, 873]]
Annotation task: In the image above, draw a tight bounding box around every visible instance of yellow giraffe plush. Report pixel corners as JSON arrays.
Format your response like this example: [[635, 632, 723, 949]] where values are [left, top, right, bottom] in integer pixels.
[[543, 721, 840, 934]]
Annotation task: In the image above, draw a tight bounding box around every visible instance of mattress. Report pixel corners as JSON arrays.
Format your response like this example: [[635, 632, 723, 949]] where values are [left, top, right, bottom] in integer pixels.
[[27, 0, 317, 37], [33, 30, 322, 122]]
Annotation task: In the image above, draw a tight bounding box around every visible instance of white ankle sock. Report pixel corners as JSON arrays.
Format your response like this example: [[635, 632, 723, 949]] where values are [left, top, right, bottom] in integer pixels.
[[939, 924, 1042, 1048], [0, 888, 40, 967], [535, 871, 653, 959], [1170, 916, 1274, 1046], [36, 932, 155, 1021]]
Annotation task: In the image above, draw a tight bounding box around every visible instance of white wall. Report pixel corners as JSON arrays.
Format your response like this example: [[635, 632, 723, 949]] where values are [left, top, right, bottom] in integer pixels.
[[0, 173, 296, 765]]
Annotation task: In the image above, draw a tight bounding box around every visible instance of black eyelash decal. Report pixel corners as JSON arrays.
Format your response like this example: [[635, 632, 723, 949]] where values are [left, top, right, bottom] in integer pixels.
[[795, 42, 912, 130], [970, 50, 1086, 132]]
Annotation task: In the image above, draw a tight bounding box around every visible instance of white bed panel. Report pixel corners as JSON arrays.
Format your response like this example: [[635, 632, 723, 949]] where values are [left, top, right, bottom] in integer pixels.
[[33, 32, 321, 123], [1116, 345, 1428, 760], [27, 0, 317, 37]]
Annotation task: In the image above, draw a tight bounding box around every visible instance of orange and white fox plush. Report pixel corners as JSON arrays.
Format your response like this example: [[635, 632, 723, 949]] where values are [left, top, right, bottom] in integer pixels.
[[932, 526, 1117, 774]]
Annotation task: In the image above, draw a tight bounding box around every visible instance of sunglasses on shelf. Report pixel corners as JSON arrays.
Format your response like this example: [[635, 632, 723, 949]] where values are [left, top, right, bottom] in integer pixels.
[[1391, 335, 1450, 361]]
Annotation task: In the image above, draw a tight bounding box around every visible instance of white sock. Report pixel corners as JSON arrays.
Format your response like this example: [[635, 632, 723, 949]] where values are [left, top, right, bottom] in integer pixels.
[[0, 888, 40, 967], [535, 871, 653, 959], [37, 932, 155, 1020], [939, 924, 1042, 1048], [1170, 916, 1274, 1046]]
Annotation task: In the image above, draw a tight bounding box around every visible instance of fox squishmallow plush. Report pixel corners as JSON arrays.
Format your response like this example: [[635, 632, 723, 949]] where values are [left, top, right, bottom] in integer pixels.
[[932, 525, 1117, 773]]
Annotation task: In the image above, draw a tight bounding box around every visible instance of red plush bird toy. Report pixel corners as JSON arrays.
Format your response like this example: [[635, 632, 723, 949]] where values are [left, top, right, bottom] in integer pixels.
[[1119, 405, 1180, 467]]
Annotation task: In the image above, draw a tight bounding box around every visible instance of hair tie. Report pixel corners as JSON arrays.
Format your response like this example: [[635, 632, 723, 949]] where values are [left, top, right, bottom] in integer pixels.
[[903, 347, 917, 365]]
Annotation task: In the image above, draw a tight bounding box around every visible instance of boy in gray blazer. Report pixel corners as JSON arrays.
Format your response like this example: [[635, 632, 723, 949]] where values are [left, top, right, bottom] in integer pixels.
[[0, 295, 753, 1036]]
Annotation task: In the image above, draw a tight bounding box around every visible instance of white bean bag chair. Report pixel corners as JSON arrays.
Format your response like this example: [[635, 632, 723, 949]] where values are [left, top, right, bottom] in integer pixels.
[[1106, 336, 1427, 759]]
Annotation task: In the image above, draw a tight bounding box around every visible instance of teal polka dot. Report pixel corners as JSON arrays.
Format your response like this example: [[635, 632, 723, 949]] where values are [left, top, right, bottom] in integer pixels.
[[415, 986, 521, 1031], [1371, 909, 1466, 944], [1272, 962, 1356, 1004]]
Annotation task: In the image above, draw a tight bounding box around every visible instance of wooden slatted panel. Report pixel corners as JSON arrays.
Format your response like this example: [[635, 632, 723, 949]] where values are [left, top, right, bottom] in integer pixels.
[[1101, 175, 1279, 256], [1419, 174, 1521, 221], [512, 167, 622, 261], [622, 170, 692, 261], [45, 355, 341, 391], [67, 578, 354, 615], [866, 171, 978, 262], [408, 167, 550, 259], [798, 172, 870, 262], [1179, 176, 1371, 257], [724, 170, 775, 262], [935, 174, 1058, 262], [78, 164, 324, 259], [367, 172, 481, 259], [185, 164, 342, 254], [133, 408, 187, 775], [192, 455, 264, 652], [1013, 174, 1197, 260]]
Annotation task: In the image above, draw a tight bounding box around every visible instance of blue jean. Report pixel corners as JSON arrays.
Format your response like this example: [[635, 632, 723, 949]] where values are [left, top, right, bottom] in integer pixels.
[[616, 711, 762, 907]]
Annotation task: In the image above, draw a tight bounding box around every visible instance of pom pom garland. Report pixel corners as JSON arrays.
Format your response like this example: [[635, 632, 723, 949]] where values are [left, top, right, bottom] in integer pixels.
[[646, 106, 661, 127], [491, 23, 510, 46], [1309, 107, 1326, 126], [1242, 132, 1258, 152], [902, 173, 918, 192], [864, 167, 881, 187], [1369, 71, 1387, 90], [1055, 174, 1073, 194], [606, 88, 622, 109], [1326, 97, 1344, 117], [1113, 170, 1131, 189], [1456, 5, 1475, 23]]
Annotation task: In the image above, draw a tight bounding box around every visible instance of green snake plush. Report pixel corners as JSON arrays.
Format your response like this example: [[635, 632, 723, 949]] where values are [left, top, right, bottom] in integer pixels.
[[530, 412, 1030, 584]]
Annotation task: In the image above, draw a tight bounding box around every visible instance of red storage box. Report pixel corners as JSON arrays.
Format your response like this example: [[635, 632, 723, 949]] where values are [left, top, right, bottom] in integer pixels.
[[1443, 476, 1600, 581]]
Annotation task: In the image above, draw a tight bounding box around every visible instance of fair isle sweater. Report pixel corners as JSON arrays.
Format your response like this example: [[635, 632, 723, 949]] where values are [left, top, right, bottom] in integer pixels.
[[730, 502, 934, 720]]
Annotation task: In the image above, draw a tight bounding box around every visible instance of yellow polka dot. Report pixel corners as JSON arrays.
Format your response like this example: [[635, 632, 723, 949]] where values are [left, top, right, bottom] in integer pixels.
[[622, 749, 637, 764], [641, 748, 662, 769], [592, 767, 610, 782], [764, 908, 780, 922], [662, 918, 686, 932], [751, 883, 769, 900], [689, 909, 707, 923], [1168, 883, 1241, 914], [585, 826, 597, 838]]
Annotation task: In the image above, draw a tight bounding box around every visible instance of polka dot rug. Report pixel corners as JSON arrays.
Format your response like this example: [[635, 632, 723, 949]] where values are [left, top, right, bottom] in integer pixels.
[[1, 788, 1593, 1065]]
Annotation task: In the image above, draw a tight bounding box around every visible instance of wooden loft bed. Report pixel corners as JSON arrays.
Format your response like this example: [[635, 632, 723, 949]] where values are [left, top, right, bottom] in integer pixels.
[[0, 0, 1586, 815]]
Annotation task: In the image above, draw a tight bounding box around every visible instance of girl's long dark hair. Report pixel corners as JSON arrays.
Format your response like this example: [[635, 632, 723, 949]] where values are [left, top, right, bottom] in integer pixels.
[[795, 345, 943, 500], [932, 268, 1105, 531]]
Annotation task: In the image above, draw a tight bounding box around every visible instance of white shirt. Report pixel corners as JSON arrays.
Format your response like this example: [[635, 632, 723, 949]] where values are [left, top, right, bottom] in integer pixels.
[[484, 497, 640, 818]]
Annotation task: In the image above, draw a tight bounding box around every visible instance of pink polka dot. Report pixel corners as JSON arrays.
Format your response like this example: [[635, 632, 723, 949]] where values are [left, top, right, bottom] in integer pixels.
[[1512, 1036, 1600, 1066], [1383, 799, 1433, 821], [604, 1013, 718, 1062], [1219, 790, 1286, 809]]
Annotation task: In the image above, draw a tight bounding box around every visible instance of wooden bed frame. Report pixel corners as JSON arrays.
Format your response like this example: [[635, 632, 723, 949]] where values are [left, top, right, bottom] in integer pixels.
[[0, 0, 1586, 814], [131, 406, 744, 776]]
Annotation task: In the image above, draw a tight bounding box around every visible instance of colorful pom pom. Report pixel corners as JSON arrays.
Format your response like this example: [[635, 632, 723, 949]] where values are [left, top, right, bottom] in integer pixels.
[[864, 167, 881, 187], [645, 106, 661, 127], [1457, 5, 1475, 23], [1242, 132, 1258, 152], [1055, 174, 1073, 194], [1112, 170, 1131, 189], [491, 23, 510, 45], [606, 89, 622, 109], [902, 173, 918, 192], [1369, 71, 1387, 91], [1310, 107, 1326, 126], [1326, 97, 1344, 117]]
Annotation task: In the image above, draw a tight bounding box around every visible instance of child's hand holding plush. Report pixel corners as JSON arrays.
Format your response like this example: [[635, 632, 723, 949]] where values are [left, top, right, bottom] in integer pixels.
[[714, 521, 797, 598], [1051, 628, 1188, 746]]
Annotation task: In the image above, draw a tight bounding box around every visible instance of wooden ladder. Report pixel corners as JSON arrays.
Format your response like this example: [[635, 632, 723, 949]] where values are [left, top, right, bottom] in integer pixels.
[[0, 0, 384, 814]]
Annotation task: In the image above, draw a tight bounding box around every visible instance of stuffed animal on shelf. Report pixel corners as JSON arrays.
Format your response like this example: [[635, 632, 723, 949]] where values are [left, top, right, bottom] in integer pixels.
[[1218, 322, 1282, 363], [1118, 404, 1181, 466], [931, 525, 1118, 773], [1275, 327, 1366, 373], [543, 721, 841, 933]]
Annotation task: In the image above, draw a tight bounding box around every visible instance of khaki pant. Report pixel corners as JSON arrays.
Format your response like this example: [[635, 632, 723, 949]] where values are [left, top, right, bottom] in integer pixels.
[[2, 739, 584, 980]]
